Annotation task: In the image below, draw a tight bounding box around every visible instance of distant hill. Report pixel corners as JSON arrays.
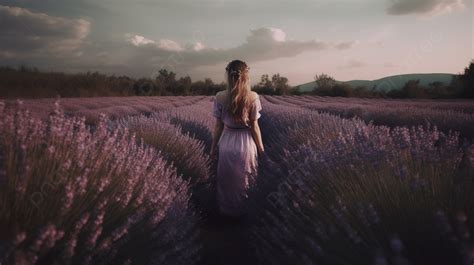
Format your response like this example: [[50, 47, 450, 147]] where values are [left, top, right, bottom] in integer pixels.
[[295, 73, 455, 93]]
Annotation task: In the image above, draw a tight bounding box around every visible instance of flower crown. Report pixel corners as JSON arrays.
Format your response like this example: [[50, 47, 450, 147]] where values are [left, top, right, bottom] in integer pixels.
[[226, 65, 250, 76]]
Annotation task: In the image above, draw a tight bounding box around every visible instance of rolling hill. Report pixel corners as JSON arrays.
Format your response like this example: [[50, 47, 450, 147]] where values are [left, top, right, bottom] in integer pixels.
[[295, 73, 455, 93]]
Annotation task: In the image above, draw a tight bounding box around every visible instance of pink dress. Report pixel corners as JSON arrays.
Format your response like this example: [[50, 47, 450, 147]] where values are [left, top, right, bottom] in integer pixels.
[[212, 93, 262, 216]]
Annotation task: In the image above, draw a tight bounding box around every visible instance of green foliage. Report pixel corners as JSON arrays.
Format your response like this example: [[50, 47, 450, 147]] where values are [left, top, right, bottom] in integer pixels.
[[459, 60, 474, 98], [312, 73, 383, 98], [311, 75, 469, 99], [2, 60, 472, 99], [309, 61, 473, 99], [191, 78, 226, 95], [0, 66, 226, 98], [133, 78, 155, 96], [314, 73, 337, 91], [253, 73, 296, 95], [272, 74, 290, 95]]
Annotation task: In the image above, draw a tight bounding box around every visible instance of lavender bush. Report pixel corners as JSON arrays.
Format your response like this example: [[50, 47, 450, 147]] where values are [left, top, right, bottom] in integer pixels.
[[3, 96, 207, 125], [119, 114, 211, 186], [1, 95, 472, 265], [251, 98, 474, 265], [162, 99, 215, 151], [271, 95, 474, 139], [0, 101, 200, 265]]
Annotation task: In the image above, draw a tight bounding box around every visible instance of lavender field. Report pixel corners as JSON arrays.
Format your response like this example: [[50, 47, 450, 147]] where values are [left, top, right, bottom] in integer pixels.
[[1, 96, 473, 265]]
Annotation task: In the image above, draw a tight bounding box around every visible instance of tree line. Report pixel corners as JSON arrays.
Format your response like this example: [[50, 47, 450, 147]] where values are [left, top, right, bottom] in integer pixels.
[[0, 67, 227, 98], [0, 66, 295, 98], [0, 61, 472, 98], [311, 61, 473, 99]]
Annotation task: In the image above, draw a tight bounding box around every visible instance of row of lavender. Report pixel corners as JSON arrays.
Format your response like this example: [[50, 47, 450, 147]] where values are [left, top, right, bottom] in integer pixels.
[[265, 95, 474, 140], [118, 95, 474, 264], [3, 96, 206, 125], [0, 98, 212, 265], [118, 99, 217, 215], [250, 97, 473, 265], [1, 95, 473, 264], [136, 95, 474, 264], [295, 96, 474, 113]]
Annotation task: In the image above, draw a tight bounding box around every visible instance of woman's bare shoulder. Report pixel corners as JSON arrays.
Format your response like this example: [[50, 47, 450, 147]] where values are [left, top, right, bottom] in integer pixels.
[[249, 91, 259, 102]]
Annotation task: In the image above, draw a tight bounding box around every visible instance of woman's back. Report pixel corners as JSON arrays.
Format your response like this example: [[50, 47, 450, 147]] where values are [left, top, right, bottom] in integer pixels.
[[210, 59, 264, 217], [213, 90, 261, 129]]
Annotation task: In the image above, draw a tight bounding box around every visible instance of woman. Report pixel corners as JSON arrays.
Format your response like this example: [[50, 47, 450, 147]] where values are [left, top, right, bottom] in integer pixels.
[[210, 59, 264, 217]]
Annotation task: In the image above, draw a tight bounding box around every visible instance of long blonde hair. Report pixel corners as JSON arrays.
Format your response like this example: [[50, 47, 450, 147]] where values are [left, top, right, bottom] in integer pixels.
[[225, 60, 251, 125]]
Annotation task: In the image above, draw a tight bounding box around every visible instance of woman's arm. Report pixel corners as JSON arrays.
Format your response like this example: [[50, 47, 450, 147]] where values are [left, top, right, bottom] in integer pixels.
[[210, 118, 224, 159], [250, 120, 264, 155]]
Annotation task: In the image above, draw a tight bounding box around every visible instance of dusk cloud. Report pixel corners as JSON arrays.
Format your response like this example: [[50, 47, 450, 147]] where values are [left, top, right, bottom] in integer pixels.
[[0, 5, 90, 57], [124, 27, 355, 74], [386, 0, 465, 16], [335, 41, 359, 50], [0, 4, 355, 79], [0, 1, 468, 84]]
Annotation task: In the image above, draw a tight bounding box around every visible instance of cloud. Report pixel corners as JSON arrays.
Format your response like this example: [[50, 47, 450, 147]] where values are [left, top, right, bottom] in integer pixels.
[[191, 42, 205, 51], [124, 27, 354, 74], [247, 27, 287, 43], [0, 5, 90, 57], [127, 35, 184, 52], [128, 35, 155, 46], [386, 0, 465, 16], [335, 40, 359, 50], [157, 39, 184, 52], [0, 6, 356, 79]]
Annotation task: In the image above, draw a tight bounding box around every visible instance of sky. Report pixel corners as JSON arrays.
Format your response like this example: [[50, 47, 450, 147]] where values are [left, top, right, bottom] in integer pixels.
[[0, 0, 472, 85]]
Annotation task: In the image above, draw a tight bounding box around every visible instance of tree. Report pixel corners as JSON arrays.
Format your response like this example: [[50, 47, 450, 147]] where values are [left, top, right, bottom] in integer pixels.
[[155, 69, 177, 95], [134, 78, 155, 96], [313, 73, 336, 95], [331, 83, 352, 97], [314, 73, 336, 90], [272, 73, 290, 95], [459, 60, 474, 98], [253, 74, 274, 94], [429, 81, 443, 89], [174, 76, 192, 95], [252, 73, 292, 95], [387, 80, 427, 98]]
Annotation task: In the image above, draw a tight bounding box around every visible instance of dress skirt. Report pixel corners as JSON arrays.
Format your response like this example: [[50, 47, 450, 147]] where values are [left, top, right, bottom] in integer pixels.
[[217, 126, 258, 216]]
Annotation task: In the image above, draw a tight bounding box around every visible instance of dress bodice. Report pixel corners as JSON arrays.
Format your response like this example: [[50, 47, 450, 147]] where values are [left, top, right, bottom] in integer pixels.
[[212, 92, 262, 128]]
